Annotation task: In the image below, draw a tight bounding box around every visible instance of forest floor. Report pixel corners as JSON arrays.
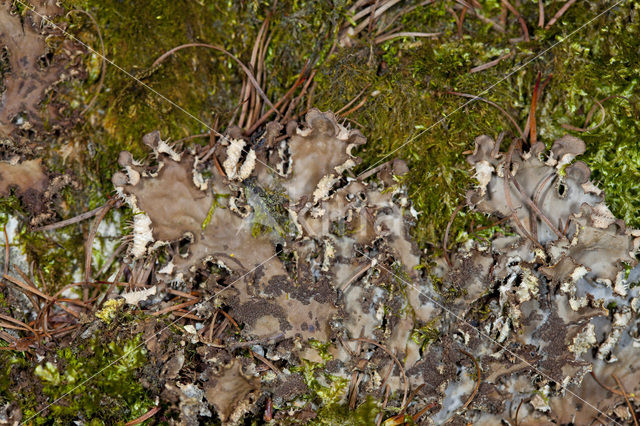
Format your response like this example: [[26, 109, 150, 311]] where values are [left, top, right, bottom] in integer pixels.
[[1, 0, 639, 424]]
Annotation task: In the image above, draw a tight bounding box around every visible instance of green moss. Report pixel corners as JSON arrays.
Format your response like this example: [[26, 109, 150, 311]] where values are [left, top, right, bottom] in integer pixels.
[[27, 335, 152, 424], [410, 318, 440, 353], [315, 0, 640, 251], [314, 395, 380, 425]]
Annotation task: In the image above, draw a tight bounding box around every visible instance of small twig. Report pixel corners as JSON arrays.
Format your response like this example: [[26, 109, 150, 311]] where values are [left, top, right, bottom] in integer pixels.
[[502, 141, 544, 249], [246, 61, 309, 135], [34, 201, 118, 232], [537, 0, 545, 28], [3, 225, 9, 280], [470, 51, 512, 73], [174, 132, 210, 145], [561, 98, 607, 133], [590, 371, 627, 397], [84, 199, 116, 301], [458, 349, 480, 410], [374, 31, 441, 44], [443, 204, 464, 267], [412, 402, 438, 422], [399, 384, 425, 416], [454, 1, 505, 33], [152, 43, 279, 116], [229, 332, 284, 351], [0, 313, 39, 338], [352, 0, 404, 38], [501, 0, 530, 41], [350, 337, 408, 409], [283, 69, 316, 122], [357, 159, 393, 181], [125, 406, 160, 426], [3, 273, 53, 302], [545, 0, 577, 30], [341, 263, 372, 292], [523, 74, 552, 140], [251, 349, 281, 374], [529, 72, 542, 145], [368, 0, 380, 34], [336, 84, 372, 115], [530, 171, 556, 238], [509, 144, 564, 240], [150, 299, 199, 317], [613, 374, 639, 426], [457, 6, 468, 37], [219, 309, 241, 330], [514, 398, 523, 426], [447, 91, 525, 140]]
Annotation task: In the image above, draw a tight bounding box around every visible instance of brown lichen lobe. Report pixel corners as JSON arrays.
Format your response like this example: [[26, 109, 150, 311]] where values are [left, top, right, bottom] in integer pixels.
[[113, 115, 640, 424], [204, 360, 260, 425], [0, 1, 82, 138]]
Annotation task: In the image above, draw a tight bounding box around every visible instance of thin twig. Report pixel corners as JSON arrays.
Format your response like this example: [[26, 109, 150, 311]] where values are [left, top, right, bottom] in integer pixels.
[[84, 199, 116, 301], [447, 91, 525, 139], [3, 273, 53, 302], [545, 0, 577, 29], [34, 202, 117, 232], [589, 371, 627, 397], [151, 43, 279, 115], [561, 98, 606, 133], [3, 225, 9, 280], [613, 374, 639, 426], [502, 141, 544, 249], [501, 0, 530, 41], [454, 0, 505, 33], [125, 406, 159, 426], [336, 84, 372, 115], [341, 263, 372, 292], [537, 0, 545, 28], [514, 398, 523, 426], [251, 349, 281, 374], [350, 337, 408, 409], [458, 349, 480, 410], [246, 61, 309, 135], [529, 73, 542, 145], [375, 31, 441, 44], [470, 51, 512, 73], [150, 299, 199, 317], [443, 204, 464, 267], [505, 139, 565, 243]]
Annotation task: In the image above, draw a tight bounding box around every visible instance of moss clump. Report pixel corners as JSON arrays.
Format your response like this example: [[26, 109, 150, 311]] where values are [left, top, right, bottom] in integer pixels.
[[26, 335, 152, 424], [314, 0, 640, 251]]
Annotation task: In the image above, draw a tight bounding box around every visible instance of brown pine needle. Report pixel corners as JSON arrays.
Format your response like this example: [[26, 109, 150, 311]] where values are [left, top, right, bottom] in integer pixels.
[[613, 374, 639, 426], [3, 273, 53, 302], [34, 202, 116, 232], [529, 72, 541, 145], [150, 299, 199, 317], [152, 43, 279, 116], [545, 0, 577, 29], [350, 337, 408, 409], [443, 204, 464, 267], [501, 0, 530, 41], [446, 91, 525, 139], [251, 349, 281, 374], [375, 31, 441, 44], [458, 349, 480, 410], [125, 406, 159, 426], [590, 371, 627, 397]]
